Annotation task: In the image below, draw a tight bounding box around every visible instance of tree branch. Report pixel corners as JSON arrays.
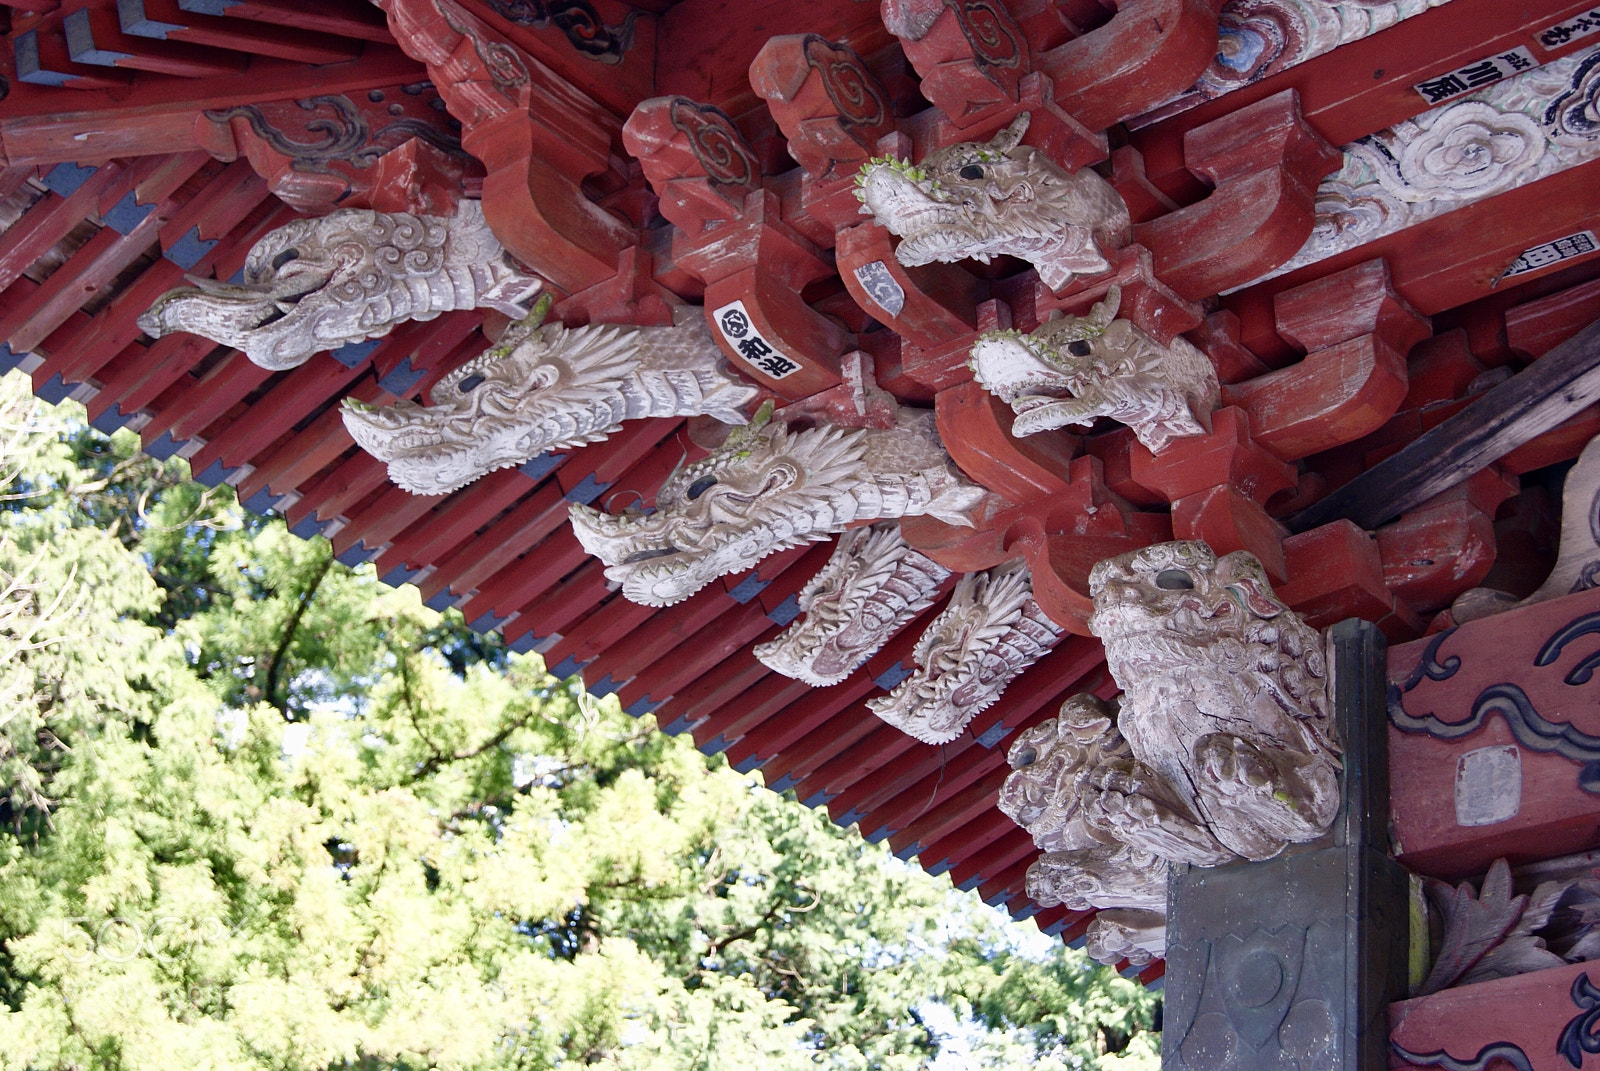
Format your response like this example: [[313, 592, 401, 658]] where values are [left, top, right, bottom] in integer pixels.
[[263, 546, 334, 715]]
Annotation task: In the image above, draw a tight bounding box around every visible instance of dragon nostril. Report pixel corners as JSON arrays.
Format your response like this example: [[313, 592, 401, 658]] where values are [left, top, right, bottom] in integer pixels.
[[687, 476, 717, 500], [1066, 340, 1092, 357], [271, 248, 300, 271], [959, 164, 985, 181], [457, 374, 484, 392]]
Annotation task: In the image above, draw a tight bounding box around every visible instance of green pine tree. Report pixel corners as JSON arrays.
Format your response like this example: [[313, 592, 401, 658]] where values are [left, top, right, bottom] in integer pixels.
[[0, 372, 1158, 1070]]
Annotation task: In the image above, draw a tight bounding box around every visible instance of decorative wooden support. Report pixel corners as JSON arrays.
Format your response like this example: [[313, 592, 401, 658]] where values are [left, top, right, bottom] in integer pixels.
[[749, 34, 897, 231], [1164, 619, 1408, 1071], [377, 0, 633, 295], [1129, 407, 1298, 580], [627, 96, 848, 397], [193, 86, 470, 215], [881, 0, 1030, 130], [1219, 259, 1425, 462], [1134, 90, 1340, 301], [1387, 585, 1600, 879], [1290, 316, 1600, 534], [1033, 0, 1221, 132], [901, 381, 1170, 632]]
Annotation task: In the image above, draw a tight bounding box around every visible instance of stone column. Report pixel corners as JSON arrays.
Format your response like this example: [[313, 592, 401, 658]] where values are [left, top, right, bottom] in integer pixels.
[[1162, 618, 1409, 1070]]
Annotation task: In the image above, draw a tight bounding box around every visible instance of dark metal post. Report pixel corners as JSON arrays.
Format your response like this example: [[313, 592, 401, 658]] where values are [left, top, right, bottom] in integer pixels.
[[1162, 619, 1409, 1070]]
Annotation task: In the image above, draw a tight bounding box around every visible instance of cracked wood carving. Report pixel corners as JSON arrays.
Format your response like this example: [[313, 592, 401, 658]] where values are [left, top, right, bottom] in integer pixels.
[[854, 112, 1130, 291], [341, 300, 759, 496], [753, 524, 950, 687], [568, 403, 986, 608], [866, 561, 1063, 746], [138, 201, 543, 371], [1090, 541, 1339, 862], [1001, 694, 1235, 967], [969, 284, 1220, 452]]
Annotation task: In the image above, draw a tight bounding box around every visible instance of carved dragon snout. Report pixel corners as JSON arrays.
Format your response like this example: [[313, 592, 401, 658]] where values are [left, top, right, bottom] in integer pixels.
[[138, 270, 338, 371]]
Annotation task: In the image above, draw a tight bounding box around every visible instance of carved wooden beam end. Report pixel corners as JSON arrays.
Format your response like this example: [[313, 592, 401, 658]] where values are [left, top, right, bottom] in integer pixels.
[[377, 0, 632, 295], [1135, 89, 1341, 301]]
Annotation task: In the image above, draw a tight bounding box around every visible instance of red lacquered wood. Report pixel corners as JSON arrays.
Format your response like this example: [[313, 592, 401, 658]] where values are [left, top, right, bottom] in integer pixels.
[[125, 0, 362, 65], [1390, 961, 1600, 1071], [1388, 585, 1600, 878], [378, 468, 537, 575], [423, 482, 572, 601], [498, 561, 610, 648], [187, 357, 368, 474]]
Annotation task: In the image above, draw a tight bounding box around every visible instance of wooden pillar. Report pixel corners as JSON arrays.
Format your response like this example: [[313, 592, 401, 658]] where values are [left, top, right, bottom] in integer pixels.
[[1162, 619, 1409, 1070]]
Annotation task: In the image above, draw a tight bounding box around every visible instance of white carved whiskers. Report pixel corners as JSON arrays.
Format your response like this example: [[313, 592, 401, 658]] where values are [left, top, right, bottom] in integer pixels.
[[341, 301, 759, 496], [866, 561, 1062, 746], [568, 403, 986, 608], [138, 200, 543, 370], [969, 285, 1220, 453], [753, 524, 950, 687], [854, 112, 1131, 291]]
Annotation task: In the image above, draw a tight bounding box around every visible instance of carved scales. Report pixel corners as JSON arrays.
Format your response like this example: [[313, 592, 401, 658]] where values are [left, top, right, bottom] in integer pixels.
[[139, 200, 543, 370], [867, 561, 1062, 746], [568, 404, 986, 608], [854, 112, 1131, 292], [970, 285, 1220, 453], [754, 524, 950, 687], [342, 303, 760, 496]]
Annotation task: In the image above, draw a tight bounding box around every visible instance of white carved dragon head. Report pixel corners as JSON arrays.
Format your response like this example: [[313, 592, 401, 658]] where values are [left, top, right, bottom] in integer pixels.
[[970, 286, 1220, 451], [569, 405, 983, 608], [339, 302, 754, 496], [139, 202, 540, 371], [999, 694, 1133, 853], [867, 562, 1062, 745], [854, 112, 1131, 290], [753, 523, 949, 687]]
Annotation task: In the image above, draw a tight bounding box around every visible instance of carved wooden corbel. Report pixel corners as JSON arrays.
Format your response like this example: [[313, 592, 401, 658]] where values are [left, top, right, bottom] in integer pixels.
[[1134, 90, 1341, 301], [627, 96, 850, 398], [1034, 0, 1222, 133], [880, 0, 1030, 130], [192, 86, 471, 216], [749, 34, 898, 235], [376, 0, 634, 295]]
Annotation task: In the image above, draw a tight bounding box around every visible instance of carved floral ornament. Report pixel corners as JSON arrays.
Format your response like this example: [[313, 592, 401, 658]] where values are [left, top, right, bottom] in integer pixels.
[[969, 285, 1220, 453], [139, 201, 543, 370], [1000, 541, 1337, 966], [853, 112, 1131, 291], [1252, 43, 1600, 285]]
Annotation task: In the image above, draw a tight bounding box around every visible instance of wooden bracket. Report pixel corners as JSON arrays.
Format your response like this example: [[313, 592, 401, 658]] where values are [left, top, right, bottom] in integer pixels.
[[1035, 0, 1222, 132], [750, 34, 897, 233], [379, 0, 633, 295], [881, 0, 1030, 130], [1134, 89, 1341, 301]]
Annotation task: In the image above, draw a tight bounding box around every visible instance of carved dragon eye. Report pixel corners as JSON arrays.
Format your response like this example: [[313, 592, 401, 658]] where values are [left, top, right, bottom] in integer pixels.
[[1155, 569, 1195, 590], [687, 476, 718, 500], [958, 163, 985, 181], [1015, 746, 1038, 767], [271, 248, 300, 270], [1066, 340, 1093, 357], [458, 374, 484, 392]]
